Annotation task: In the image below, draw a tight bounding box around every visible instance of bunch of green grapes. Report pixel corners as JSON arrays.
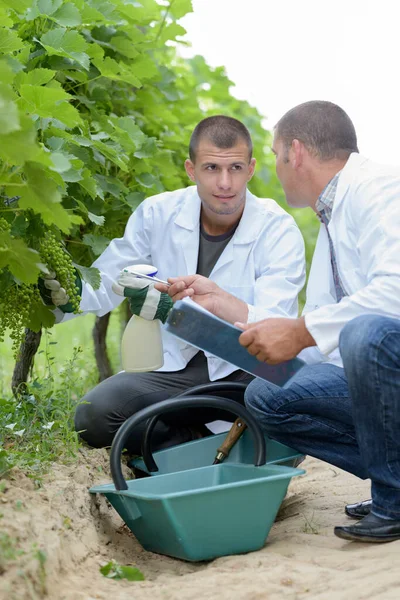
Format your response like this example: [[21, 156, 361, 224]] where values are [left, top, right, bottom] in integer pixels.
[[0, 284, 42, 356], [39, 232, 81, 313]]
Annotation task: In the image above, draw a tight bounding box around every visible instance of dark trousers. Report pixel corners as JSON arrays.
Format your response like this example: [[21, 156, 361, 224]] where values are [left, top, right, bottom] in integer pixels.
[[74, 352, 253, 454]]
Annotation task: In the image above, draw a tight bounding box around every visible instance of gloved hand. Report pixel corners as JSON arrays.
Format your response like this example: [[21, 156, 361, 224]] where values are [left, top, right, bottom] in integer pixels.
[[112, 271, 173, 323], [38, 270, 82, 314]]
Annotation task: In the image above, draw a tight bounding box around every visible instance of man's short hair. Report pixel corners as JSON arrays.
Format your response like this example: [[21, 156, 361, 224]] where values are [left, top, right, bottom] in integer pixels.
[[189, 115, 253, 162], [275, 101, 359, 161]]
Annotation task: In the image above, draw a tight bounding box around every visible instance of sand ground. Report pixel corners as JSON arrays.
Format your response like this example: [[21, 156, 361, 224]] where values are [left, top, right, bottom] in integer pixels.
[[1, 448, 399, 600]]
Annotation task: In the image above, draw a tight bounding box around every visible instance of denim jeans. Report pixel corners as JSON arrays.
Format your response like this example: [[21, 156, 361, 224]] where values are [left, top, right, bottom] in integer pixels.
[[245, 315, 400, 520]]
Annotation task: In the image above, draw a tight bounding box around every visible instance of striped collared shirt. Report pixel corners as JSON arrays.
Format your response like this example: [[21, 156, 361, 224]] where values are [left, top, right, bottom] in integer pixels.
[[316, 171, 347, 302]]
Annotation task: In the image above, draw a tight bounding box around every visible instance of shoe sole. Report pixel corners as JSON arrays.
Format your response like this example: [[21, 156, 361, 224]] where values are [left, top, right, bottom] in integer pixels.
[[334, 528, 400, 543]]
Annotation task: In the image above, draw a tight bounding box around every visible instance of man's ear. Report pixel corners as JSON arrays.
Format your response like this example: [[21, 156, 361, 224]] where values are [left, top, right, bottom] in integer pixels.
[[247, 157, 256, 181], [185, 159, 196, 182], [291, 139, 304, 169]]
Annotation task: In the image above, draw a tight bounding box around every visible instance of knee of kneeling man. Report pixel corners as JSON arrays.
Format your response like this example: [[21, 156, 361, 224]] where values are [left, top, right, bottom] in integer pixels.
[[245, 383, 279, 416], [339, 314, 391, 360], [74, 401, 100, 445]]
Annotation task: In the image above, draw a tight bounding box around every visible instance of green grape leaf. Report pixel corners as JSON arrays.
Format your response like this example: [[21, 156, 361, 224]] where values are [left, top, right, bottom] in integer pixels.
[[37, 0, 63, 15], [0, 115, 51, 166], [0, 85, 20, 135], [74, 263, 101, 290], [18, 84, 82, 127], [136, 172, 159, 188], [125, 191, 145, 209], [52, 3, 82, 27], [0, 0, 32, 13], [49, 152, 72, 173], [92, 56, 142, 87], [28, 302, 56, 332], [0, 59, 15, 84], [110, 35, 139, 59], [78, 170, 98, 199], [0, 233, 41, 284], [130, 56, 159, 81], [15, 68, 56, 88], [0, 6, 13, 27], [168, 0, 193, 19], [82, 234, 110, 256], [6, 163, 74, 233], [0, 28, 25, 54], [158, 22, 187, 44], [40, 28, 90, 71], [87, 212, 105, 226]]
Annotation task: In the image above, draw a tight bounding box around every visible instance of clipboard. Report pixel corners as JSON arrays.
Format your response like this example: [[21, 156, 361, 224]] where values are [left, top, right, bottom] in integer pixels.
[[164, 300, 305, 386]]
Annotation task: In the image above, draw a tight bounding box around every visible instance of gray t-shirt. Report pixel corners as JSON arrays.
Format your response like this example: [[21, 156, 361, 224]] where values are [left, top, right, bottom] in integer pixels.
[[196, 222, 238, 278]]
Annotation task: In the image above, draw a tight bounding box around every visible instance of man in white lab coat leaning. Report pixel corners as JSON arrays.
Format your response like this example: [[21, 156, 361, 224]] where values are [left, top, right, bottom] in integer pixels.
[[68, 116, 305, 454], [239, 101, 400, 543]]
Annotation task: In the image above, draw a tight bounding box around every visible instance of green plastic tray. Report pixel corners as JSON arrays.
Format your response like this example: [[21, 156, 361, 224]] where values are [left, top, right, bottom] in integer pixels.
[[90, 462, 304, 562]]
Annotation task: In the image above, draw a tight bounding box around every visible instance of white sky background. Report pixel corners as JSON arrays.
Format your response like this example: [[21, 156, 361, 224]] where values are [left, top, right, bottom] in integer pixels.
[[180, 0, 400, 166]]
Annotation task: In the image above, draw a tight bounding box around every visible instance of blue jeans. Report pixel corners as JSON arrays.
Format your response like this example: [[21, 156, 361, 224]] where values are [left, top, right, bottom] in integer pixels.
[[245, 315, 400, 520]]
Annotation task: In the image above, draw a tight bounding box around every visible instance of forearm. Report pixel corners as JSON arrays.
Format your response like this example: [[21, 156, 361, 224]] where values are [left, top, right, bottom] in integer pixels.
[[214, 289, 249, 324]]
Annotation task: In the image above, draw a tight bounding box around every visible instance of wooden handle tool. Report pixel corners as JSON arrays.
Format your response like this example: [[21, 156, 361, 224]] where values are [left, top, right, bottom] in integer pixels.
[[213, 418, 247, 464]]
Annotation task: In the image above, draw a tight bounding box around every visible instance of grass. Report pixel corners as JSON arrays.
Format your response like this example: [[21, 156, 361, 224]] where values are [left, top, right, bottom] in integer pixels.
[[0, 311, 123, 479]]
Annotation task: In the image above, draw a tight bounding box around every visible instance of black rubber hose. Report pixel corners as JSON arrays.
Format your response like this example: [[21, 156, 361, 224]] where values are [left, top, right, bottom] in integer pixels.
[[110, 395, 266, 491], [140, 382, 249, 467]]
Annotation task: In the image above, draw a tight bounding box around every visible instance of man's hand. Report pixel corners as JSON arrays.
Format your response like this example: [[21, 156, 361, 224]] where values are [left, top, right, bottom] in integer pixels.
[[155, 275, 221, 314], [236, 316, 316, 364]]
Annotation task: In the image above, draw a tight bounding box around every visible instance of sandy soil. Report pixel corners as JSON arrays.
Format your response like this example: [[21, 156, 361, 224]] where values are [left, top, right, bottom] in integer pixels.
[[1, 448, 399, 600]]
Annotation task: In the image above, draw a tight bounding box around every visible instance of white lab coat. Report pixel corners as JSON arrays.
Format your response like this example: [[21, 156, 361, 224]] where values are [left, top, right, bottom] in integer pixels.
[[300, 153, 400, 367], [74, 186, 305, 380]]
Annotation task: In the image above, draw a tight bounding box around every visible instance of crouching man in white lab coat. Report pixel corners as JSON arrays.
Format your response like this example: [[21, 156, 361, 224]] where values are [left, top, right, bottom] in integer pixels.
[[240, 101, 400, 543], [61, 116, 305, 454]]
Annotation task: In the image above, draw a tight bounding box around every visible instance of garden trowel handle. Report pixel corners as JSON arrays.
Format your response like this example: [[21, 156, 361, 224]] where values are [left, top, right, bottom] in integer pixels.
[[213, 418, 247, 464]]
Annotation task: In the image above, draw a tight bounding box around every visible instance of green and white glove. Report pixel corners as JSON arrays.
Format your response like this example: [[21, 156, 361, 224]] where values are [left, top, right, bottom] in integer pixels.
[[38, 269, 82, 314], [112, 271, 173, 323]]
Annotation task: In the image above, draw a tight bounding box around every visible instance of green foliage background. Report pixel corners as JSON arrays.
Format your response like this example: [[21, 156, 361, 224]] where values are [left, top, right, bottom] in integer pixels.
[[0, 0, 319, 337], [0, 0, 319, 479]]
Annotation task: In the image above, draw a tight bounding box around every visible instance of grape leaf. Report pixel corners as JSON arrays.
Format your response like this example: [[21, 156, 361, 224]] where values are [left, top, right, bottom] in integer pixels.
[[0, 233, 42, 284], [0, 29, 24, 54], [82, 234, 110, 255], [52, 3, 82, 27], [18, 84, 82, 127], [168, 0, 193, 19], [28, 302, 56, 332], [40, 28, 90, 71], [74, 263, 101, 290], [0, 85, 20, 135]]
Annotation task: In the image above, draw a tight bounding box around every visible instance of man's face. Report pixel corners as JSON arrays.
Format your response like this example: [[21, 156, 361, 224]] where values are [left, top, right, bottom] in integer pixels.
[[185, 139, 256, 217], [272, 135, 308, 208]]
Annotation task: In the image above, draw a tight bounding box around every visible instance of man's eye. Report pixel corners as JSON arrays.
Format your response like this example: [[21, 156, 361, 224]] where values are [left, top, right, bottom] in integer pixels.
[[206, 165, 216, 171], [231, 165, 242, 171]]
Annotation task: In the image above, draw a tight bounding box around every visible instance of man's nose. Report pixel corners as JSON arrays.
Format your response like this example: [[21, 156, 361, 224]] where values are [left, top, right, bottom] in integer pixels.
[[216, 169, 231, 189]]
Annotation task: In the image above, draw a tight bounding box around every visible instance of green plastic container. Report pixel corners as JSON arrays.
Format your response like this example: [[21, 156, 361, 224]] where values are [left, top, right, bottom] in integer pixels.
[[90, 462, 304, 562], [131, 429, 303, 476], [89, 395, 305, 562]]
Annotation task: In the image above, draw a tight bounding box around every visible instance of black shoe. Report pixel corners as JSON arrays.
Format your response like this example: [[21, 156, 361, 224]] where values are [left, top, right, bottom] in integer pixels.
[[345, 499, 372, 519], [334, 512, 400, 543]]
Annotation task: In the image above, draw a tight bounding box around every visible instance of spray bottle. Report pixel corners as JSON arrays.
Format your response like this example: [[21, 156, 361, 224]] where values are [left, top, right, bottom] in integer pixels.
[[120, 264, 165, 372]]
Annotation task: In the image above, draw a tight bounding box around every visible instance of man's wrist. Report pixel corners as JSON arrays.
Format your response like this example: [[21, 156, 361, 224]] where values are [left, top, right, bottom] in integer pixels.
[[296, 316, 316, 350]]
